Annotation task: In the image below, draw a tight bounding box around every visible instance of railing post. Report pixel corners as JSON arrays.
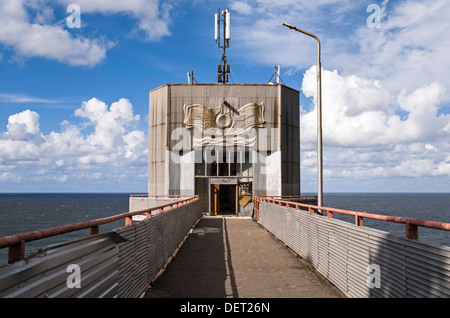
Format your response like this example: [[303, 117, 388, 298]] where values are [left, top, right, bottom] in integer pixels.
[[8, 240, 25, 264], [355, 214, 363, 226], [406, 222, 419, 240], [125, 217, 133, 227], [253, 198, 259, 221], [90, 224, 99, 235]]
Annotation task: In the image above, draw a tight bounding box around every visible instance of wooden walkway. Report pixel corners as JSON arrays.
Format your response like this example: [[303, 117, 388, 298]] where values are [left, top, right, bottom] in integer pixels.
[[144, 217, 344, 298]]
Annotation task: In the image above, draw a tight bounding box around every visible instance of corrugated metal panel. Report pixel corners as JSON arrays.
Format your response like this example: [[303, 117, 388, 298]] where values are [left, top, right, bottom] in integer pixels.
[[115, 200, 201, 298], [258, 201, 450, 298], [0, 233, 120, 298], [0, 199, 201, 298]]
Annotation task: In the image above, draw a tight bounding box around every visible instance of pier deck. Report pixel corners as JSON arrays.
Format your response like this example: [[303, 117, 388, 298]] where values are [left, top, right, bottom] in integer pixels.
[[144, 216, 344, 298]]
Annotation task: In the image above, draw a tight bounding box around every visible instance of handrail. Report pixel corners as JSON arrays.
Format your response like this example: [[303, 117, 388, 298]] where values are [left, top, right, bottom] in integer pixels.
[[130, 194, 195, 198], [253, 196, 450, 240], [259, 195, 318, 200], [0, 195, 199, 264]]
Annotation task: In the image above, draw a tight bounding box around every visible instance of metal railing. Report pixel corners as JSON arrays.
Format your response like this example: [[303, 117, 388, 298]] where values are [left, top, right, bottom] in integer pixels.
[[253, 196, 450, 240], [0, 195, 199, 264], [130, 194, 196, 198], [254, 197, 450, 298], [255, 195, 318, 200]]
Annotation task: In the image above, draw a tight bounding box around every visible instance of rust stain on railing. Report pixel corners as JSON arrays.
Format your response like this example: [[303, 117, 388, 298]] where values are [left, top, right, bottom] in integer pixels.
[[0, 195, 199, 264], [253, 196, 450, 241]]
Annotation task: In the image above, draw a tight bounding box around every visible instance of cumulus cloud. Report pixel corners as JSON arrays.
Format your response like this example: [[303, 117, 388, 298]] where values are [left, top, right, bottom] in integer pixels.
[[55, 0, 172, 41], [6, 109, 41, 139], [0, 0, 112, 67], [0, 98, 147, 188], [349, 0, 450, 98], [302, 66, 448, 147], [226, 1, 450, 189], [0, 0, 172, 67], [231, 0, 450, 101], [300, 66, 450, 186], [225, 0, 450, 190]]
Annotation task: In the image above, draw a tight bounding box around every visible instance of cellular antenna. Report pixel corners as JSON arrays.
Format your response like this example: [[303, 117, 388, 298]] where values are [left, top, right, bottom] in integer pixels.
[[215, 8, 231, 84]]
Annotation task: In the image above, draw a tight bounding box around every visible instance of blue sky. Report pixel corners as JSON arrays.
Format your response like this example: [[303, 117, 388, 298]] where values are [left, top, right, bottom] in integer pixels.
[[0, 0, 449, 193]]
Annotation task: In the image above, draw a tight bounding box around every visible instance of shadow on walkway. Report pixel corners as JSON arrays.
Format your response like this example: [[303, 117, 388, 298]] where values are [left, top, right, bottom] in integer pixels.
[[144, 217, 344, 298]]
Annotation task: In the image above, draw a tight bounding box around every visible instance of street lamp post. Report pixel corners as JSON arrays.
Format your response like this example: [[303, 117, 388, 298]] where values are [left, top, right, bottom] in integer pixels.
[[283, 22, 323, 209]]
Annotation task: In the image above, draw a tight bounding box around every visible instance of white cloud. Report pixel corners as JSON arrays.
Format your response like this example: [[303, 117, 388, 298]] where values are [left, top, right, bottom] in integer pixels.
[[55, 0, 172, 41], [0, 0, 173, 67], [74, 98, 141, 151], [0, 172, 22, 183], [0, 93, 60, 104], [0, 0, 112, 67], [301, 68, 448, 149], [345, 0, 450, 98], [7, 109, 41, 137], [0, 97, 147, 188], [231, 1, 253, 15], [230, 0, 450, 102], [56, 175, 68, 182], [300, 65, 450, 186], [228, 0, 356, 71], [436, 156, 450, 176]]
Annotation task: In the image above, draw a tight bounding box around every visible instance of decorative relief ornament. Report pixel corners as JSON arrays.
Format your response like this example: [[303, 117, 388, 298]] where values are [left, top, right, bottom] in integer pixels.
[[183, 101, 265, 131]]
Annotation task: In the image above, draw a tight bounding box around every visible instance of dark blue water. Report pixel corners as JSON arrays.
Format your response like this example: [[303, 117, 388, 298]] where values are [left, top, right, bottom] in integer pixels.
[[323, 193, 450, 247], [0, 193, 130, 266], [0, 193, 449, 267]]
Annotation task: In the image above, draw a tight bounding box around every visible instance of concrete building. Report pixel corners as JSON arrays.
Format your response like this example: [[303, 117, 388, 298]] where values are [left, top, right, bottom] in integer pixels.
[[147, 83, 301, 215]]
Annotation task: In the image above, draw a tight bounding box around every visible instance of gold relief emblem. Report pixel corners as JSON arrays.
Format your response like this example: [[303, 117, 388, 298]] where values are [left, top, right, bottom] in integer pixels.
[[183, 102, 265, 131], [215, 113, 233, 129], [232, 102, 265, 130], [183, 104, 216, 129]]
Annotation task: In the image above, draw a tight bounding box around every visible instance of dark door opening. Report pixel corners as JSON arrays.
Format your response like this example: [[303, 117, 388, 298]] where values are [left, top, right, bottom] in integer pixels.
[[219, 185, 236, 214], [211, 184, 236, 215]]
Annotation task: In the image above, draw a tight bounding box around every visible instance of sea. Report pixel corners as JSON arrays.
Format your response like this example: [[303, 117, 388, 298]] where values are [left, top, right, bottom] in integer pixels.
[[0, 193, 130, 266], [0, 192, 449, 266]]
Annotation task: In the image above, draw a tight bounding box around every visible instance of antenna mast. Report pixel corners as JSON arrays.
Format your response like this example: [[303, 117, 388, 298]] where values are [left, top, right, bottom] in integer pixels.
[[215, 8, 231, 84]]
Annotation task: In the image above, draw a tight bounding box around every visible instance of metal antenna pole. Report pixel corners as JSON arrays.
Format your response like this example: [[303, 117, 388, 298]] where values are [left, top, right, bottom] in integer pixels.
[[215, 9, 231, 84], [283, 22, 323, 209], [222, 9, 227, 80]]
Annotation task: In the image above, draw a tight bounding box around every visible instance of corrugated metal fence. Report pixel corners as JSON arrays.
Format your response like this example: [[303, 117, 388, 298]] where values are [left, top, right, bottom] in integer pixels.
[[0, 198, 201, 298], [114, 199, 201, 298], [257, 200, 450, 298]]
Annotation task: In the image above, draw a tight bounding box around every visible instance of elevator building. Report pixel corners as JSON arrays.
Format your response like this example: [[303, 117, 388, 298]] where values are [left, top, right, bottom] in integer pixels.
[[148, 83, 301, 215]]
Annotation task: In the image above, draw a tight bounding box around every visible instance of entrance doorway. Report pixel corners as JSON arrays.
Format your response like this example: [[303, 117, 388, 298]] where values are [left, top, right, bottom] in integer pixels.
[[211, 184, 236, 215]]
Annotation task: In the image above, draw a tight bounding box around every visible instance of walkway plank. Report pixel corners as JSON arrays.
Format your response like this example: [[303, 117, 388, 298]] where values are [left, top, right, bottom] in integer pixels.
[[144, 217, 344, 298]]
